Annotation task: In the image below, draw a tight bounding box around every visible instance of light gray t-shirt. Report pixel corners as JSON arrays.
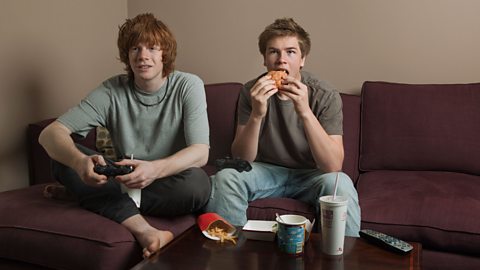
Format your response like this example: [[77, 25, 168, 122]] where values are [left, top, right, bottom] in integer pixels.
[[237, 70, 343, 169], [58, 71, 209, 161]]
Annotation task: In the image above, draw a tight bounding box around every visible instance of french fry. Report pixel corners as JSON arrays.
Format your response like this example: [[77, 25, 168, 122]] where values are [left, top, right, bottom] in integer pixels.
[[207, 227, 237, 244]]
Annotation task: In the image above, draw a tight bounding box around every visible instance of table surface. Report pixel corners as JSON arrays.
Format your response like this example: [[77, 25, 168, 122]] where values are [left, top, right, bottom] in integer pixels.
[[132, 226, 421, 270]]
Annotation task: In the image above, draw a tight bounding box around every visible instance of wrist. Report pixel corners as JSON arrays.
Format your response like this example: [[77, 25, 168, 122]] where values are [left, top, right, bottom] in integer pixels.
[[249, 114, 264, 124], [151, 159, 168, 179], [298, 108, 316, 123], [71, 153, 89, 173]]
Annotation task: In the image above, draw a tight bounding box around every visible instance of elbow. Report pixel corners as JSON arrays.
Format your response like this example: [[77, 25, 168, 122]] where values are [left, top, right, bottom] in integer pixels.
[[321, 164, 343, 173], [231, 148, 256, 163], [38, 125, 50, 148], [196, 145, 209, 167], [323, 152, 345, 173], [316, 159, 344, 173], [198, 154, 208, 167]]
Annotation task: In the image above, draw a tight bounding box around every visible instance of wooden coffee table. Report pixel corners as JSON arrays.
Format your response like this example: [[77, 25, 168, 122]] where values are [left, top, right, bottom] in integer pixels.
[[132, 226, 421, 270]]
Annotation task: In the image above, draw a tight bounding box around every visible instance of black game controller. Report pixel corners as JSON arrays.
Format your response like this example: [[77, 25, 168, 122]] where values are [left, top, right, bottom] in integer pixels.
[[215, 157, 252, 172], [94, 164, 133, 177]]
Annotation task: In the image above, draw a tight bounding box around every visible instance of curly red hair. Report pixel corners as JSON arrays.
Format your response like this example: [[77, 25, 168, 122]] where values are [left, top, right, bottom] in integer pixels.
[[117, 13, 177, 78]]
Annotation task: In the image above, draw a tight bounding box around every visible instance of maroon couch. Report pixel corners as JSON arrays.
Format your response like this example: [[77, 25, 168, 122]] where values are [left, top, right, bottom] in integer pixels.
[[357, 82, 480, 270], [1, 81, 479, 269]]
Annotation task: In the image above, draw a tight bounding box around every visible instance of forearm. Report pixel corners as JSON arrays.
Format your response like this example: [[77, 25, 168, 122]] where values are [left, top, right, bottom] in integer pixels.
[[151, 144, 209, 179], [231, 117, 263, 162], [38, 121, 87, 171], [302, 112, 344, 172]]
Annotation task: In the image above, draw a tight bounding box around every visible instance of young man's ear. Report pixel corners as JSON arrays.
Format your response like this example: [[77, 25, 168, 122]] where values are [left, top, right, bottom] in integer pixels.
[[300, 56, 306, 69]]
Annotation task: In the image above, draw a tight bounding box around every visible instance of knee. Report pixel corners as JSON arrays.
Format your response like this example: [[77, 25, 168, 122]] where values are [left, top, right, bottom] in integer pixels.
[[186, 167, 209, 181], [169, 168, 211, 208], [316, 172, 355, 194], [335, 173, 358, 199], [211, 169, 243, 192], [183, 167, 211, 195]]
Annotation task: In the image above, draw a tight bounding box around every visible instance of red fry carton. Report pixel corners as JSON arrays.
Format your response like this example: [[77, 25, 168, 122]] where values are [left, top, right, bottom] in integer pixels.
[[197, 212, 236, 240]]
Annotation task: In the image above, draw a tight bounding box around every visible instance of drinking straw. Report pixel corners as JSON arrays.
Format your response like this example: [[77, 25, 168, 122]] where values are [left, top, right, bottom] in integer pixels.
[[333, 172, 339, 200]]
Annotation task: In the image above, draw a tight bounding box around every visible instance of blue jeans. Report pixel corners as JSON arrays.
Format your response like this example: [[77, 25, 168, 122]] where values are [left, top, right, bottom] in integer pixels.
[[204, 162, 361, 237]]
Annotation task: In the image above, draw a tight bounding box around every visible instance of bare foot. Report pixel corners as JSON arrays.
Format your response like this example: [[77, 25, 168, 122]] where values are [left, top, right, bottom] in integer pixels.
[[121, 215, 175, 258], [137, 228, 174, 258], [43, 183, 76, 201]]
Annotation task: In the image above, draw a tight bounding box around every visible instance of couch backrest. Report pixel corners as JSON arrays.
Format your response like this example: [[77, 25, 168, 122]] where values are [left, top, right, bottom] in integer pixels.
[[341, 94, 361, 183], [360, 81, 480, 175], [204, 83, 243, 165]]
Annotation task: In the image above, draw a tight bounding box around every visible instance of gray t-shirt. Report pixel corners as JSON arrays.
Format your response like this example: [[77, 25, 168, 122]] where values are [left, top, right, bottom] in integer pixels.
[[58, 71, 209, 161], [237, 70, 343, 169]]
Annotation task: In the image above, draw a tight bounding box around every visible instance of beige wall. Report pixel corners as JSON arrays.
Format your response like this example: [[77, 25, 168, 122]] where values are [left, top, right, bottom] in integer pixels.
[[129, 0, 480, 93], [0, 0, 126, 191], [1, 0, 479, 191]]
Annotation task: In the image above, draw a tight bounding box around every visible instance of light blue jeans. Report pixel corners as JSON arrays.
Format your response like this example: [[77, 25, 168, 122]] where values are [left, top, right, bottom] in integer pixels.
[[204, 162, 361, 237]]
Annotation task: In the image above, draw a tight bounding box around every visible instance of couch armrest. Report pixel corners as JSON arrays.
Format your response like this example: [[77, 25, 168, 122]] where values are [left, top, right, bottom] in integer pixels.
[[27, 119, 97, 185]]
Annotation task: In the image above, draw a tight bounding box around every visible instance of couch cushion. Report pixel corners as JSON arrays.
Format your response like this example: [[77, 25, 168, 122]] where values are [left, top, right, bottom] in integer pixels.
[[95, 126, 116, 160], [357, 170, 480, 256], [0, 184, 195, 270], [247, 198, 316, 223], [360, 81, 480, 175], [0, 258, 54, 270], [422, 249, 480, 270], [205, 83, 243, 164]]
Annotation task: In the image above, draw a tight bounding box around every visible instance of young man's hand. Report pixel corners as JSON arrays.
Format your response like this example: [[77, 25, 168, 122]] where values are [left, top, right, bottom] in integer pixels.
[[278, 76, 311, 118], [114, 159, 158, 189], [75, 155, 108, 186], [249, 74, 278, 119]]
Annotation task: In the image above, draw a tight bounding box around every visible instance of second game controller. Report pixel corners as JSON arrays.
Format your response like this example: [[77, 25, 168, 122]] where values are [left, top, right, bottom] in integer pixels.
[[215, 157, 252, 172]]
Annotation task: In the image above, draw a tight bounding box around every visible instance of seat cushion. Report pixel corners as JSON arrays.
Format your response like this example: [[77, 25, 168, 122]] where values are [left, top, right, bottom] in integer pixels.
[[247, 198, 316, 223], [357, 170, 480, 256], [422, 249, 480, 270], [0, 184, 195, 270]]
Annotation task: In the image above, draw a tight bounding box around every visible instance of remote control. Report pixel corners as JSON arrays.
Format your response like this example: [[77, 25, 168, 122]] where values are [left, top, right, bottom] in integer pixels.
[[215, 157, 252, 172], [94, 164, 133, 177], [359, 229, 413, 254]]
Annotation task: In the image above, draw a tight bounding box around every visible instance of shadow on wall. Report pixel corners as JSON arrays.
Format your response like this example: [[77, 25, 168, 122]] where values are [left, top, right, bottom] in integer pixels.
[[0, 43, 54, 191]]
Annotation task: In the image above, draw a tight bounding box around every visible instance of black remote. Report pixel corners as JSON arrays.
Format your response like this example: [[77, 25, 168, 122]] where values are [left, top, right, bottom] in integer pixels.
[[215, 157, 252, 172], [359, 229, 413, 254], [94, 164, 133, 177]]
